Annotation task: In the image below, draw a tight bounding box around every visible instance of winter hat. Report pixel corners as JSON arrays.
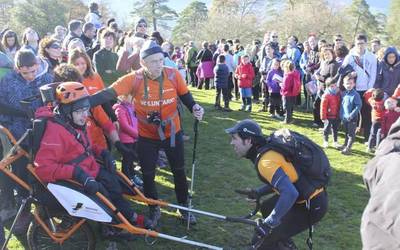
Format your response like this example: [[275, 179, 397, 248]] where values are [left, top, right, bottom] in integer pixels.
[[140, 40, 163, 59], [135, 18, 147, 31]]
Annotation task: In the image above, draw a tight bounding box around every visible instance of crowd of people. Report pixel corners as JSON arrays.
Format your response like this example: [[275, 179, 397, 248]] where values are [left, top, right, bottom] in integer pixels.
[[0, 1, 400, 249]]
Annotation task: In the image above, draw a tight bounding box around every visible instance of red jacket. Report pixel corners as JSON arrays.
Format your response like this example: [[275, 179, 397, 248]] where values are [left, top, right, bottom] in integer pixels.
[[34, 107, 101, 183], [281, 70, 301, 97], [368, 97, 385, 122], [235, 62, 255, 88], [381, 110, 400, 137], [321, 92, 340, 120]]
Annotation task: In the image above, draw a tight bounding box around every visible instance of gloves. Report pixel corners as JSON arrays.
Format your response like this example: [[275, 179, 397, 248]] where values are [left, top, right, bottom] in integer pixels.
[[192, 103, 204, 121], [235, 188, 259, 200], [255, 218, 272, 237], [100, 150, 116, 173], [115, 141, 134, 155], [73, 167, 102, 195]]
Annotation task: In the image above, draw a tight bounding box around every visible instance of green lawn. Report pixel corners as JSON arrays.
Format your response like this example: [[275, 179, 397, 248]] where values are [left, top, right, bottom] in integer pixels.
[[5, 87, 371, 249]]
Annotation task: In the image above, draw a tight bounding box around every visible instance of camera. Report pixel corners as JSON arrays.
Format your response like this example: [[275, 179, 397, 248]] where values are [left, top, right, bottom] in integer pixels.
[[147, 111, 161, 125]]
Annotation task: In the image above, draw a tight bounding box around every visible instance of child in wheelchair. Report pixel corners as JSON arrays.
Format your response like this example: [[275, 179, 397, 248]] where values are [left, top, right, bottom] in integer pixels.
[[33, 82, 153, 230]]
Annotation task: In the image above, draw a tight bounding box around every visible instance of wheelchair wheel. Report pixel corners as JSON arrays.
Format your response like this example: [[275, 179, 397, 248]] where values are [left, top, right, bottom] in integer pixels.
[[27, 215, 95, 250]]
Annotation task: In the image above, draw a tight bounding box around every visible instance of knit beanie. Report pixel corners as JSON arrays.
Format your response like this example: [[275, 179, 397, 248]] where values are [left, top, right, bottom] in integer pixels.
[[140, 40, 163, 59], [135, 18, 147, 31]]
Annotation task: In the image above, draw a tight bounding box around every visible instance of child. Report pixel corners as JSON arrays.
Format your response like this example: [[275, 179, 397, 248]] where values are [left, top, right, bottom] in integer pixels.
[[176, 58, 186, 82], [213, 55, 231, 111], [280, 60, 301, 123], [340, 73, 362, 155], [266, 58, 283, 118], [113, 94, 143, 187], [380, 97, 400, 141], [235, 54, 255, 112], [366, 88, 385, 152], [320, 78, 341, 148]]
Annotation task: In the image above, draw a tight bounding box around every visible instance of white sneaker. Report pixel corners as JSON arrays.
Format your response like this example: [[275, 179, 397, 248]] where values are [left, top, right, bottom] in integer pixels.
[[333, 142, 340, 149], [323, 141, 329, 148]]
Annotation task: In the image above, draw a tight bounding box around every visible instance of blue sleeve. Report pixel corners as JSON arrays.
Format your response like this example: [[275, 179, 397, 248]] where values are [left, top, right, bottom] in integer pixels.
[[349, 92, 362, 120], [264, 168, 299, 228]]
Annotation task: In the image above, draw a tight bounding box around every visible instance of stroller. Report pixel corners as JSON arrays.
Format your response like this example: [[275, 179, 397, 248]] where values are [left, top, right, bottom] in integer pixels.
[[0, 84, 258, 250]]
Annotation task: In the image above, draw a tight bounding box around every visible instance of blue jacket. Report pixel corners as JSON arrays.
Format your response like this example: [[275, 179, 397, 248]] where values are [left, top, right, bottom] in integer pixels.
[[213, 63, 229, 88], [374, 47, 400, 96], [0, 68, 53, 140], [340, 89, 362, 121]]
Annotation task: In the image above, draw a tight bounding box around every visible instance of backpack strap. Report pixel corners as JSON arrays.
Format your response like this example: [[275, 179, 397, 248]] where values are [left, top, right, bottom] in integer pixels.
[[51, 116, 92, 166]]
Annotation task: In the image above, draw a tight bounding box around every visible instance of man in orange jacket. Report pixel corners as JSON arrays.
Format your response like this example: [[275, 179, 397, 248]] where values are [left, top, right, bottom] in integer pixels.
[[90, 40, 204, 226]]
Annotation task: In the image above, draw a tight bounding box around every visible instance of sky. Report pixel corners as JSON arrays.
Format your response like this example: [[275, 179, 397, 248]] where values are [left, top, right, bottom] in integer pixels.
[[95, 0, 390, 25]]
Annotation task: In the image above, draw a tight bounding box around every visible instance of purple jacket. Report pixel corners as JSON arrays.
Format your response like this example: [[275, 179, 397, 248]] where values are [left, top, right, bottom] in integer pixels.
[[266, 69, 283, 93]]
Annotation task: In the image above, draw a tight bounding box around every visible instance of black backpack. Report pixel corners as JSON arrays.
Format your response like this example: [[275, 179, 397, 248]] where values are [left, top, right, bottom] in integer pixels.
[[257, 129, 331, 199]]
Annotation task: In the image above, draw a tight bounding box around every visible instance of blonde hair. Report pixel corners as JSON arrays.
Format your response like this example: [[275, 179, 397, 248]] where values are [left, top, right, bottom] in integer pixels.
[[281, 60, 294, 72]]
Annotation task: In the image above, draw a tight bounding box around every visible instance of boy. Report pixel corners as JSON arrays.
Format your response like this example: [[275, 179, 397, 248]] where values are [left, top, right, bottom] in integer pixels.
[[213, 55, 231, 112], [34, 82, 152, 229], [93, 29, 121, 86], [340, 72, 362, 155], [235, 54, 255, 112], [320, 78, 341, 148], [366, 88, 385, 152]]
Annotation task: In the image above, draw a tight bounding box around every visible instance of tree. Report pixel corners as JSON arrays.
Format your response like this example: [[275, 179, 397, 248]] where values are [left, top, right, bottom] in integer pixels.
[[10, 0, 68, 36], [171, 1, 208, 44], [347, 0, 378, 38], [130, 0, 178, 31], [386, 0, 400, 47], [0, 0, 14, 29]]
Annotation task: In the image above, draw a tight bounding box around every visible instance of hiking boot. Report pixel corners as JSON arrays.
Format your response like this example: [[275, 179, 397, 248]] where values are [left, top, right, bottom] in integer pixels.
[[341, 147, 352, 155], [323, 141, 329, 148], [148, 206, 161, 228], [214, 105, 222, 110], [177, 207, 197, 225], [130, 213, 154, 229], [130, 174, 143, 188], [245, 105, 252, 112]]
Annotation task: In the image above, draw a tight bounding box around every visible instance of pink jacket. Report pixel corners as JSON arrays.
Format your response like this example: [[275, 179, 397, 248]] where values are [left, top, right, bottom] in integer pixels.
[[281, 70, 301, 97], [113, 101, 138, 143]]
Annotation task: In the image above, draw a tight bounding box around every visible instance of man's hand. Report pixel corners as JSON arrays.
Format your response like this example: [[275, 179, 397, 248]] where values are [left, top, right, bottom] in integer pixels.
[[192, 103, 204, 121], [255, 218, 272, 237], [100, 150, 116, 173]]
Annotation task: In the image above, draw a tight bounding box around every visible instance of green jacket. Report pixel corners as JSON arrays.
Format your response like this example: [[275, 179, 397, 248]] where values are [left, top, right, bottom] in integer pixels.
[[93, 48, 123, 86], [185, 47, 198, 68]]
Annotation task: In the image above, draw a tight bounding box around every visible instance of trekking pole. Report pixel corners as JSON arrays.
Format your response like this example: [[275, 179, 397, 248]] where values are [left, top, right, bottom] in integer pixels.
[[187, 119, 199, 230]]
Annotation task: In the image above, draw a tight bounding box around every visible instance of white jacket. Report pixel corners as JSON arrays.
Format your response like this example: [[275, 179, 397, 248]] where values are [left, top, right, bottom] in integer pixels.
[[342, 49, 377, 91]]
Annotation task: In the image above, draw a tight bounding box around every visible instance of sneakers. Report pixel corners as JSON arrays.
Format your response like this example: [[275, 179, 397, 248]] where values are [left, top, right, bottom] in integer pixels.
[[366, 147, 373, 153], [245, 105, 252, 112], [177, 207, 197, 225], [341, 147, 352, 155], [148, 206, 161, 228], [323, 141, 329, 148], [333, 141, 340, 149], [223, 107, 232, 112]]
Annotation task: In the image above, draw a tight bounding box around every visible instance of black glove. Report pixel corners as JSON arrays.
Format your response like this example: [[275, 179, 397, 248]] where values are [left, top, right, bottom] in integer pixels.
[[73, 166, 102, 195], [235, 188, 259, 200], [100, 150, 116, 173], [255, 218, 272, 237]]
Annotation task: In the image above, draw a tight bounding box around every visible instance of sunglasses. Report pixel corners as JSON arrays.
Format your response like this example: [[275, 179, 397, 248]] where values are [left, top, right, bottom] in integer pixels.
[[272, 36, 278, 38], [138, 24, 147, 28], [49, 43, 61, 49]]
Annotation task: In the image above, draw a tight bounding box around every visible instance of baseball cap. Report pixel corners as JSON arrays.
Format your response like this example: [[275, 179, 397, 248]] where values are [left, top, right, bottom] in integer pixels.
[[225, 119, 263, 137]]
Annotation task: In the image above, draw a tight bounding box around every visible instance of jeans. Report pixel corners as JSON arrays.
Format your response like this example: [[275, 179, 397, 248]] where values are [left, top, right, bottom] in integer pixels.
[[367, 121, 381, 149], [343, 120, 357, 148], [282, 96, 296, 123], [323, 119, 339, 142]]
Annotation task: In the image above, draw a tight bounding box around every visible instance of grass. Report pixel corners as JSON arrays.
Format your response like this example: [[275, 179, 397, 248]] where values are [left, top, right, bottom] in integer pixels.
[[4, 86, 371, 249]]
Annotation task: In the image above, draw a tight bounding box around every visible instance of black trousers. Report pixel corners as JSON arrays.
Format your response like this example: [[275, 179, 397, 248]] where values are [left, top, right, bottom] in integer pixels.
[[269, 93, 283, 116], [137, 132, 188, 204], [215, 87, 229, 108], [313, 96, 323, 126], [121, 142, 138, 179], [188, 66, 198, 87], [96, 168, 135, 219], [257, 191, 328, 249], [228, 72, 234, 99], [358, 90, 372, 141], [198, 78, 211, 90], [282, 96, 296, 123], [233, 77, 240, 99]]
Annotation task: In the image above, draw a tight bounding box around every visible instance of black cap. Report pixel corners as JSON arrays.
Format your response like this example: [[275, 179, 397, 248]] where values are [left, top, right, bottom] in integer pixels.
[[225, 119, 263, 137]]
